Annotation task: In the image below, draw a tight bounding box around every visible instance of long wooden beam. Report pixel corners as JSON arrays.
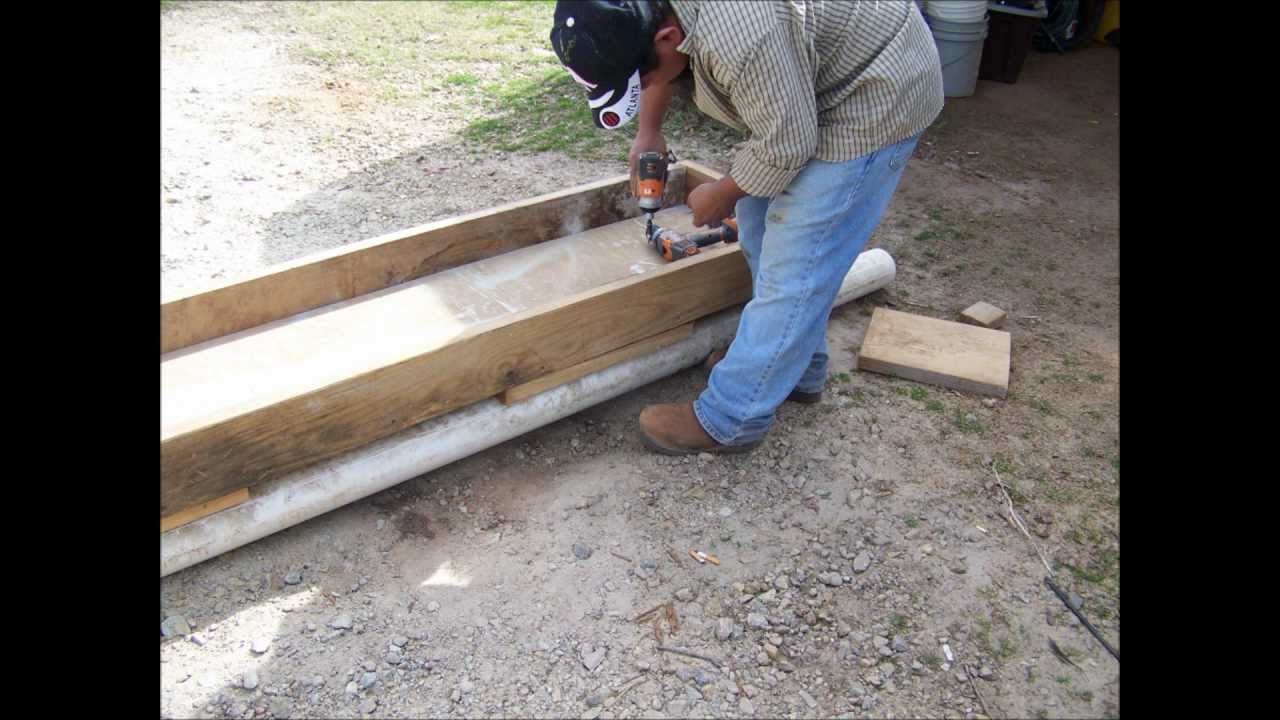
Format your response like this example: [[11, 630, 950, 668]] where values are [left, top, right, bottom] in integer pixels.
[[161, 166, 692, 354], [161, 162, 734, 517]]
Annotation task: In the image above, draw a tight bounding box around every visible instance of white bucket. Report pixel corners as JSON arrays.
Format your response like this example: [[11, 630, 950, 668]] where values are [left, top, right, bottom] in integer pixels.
[[929, 16, 989, 97], [925, 0, 988, 23]]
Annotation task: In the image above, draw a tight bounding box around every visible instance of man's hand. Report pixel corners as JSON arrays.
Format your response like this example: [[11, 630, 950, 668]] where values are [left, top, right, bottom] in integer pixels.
[[629, 129, 667, 171], [688, 176, 748, 227]]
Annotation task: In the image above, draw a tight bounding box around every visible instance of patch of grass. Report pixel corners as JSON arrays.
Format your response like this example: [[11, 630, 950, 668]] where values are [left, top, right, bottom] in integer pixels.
[[835, 372, 853, 384], [1056, 675, 1071, 685], [903, 515, 920, 529], [1003, 481, 1028, 504], [973, 617, 994, 651], [1061, 354, 1080, 367], [464, 69, 618, 156], [1078, 690, 1094, 703], [1059, 561, 1105, 585], [1084, 409, 1103, 421], [996, 636, 1017, 659], [1029, 398, 1054, 416], [1088, 373, 1105, 383], [909, 386, 928, 401], [444, 72, 480, 86], [893, 386, 909, 396], [1038, 372, 1078, 385], [891, 613, 910, 631], [952, 410, 986, 434], [1111, 455, 1120, 472], [926, 399, 944, 413], [280, 1, 738, 158], [919, 654, 942, 671], [993, 456, 1014, 475], [1035, 475, 1079, 503]]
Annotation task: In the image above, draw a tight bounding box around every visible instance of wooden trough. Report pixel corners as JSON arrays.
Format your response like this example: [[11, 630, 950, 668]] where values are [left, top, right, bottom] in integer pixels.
[[161, 162, 751, 527]]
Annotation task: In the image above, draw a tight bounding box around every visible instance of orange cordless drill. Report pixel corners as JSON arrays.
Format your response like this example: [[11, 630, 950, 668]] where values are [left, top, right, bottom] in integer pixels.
[[634, 150, 675, 240], [647, 216, 740, 262]]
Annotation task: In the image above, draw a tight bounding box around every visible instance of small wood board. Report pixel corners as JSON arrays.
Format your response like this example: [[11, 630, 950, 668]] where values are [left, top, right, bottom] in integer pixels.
[[856, 308, 1010, 398], [960, 301, 1007, 329]]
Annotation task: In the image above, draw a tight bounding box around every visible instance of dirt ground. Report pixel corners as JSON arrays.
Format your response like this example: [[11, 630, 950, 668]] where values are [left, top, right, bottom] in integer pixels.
[[161, 4, 1119, 719]]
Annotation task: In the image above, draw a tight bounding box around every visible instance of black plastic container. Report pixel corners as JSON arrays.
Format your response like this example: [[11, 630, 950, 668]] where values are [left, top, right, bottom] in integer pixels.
[[979, 3, 1045, 83]]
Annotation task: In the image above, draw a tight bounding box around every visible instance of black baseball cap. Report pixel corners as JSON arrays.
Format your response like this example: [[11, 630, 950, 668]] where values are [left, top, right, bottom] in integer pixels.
[[549, 1, 661, 129]]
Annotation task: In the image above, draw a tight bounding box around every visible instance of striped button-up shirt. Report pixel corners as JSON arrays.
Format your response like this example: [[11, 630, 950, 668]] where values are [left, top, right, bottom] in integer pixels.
[[668, 0, 944, 197]]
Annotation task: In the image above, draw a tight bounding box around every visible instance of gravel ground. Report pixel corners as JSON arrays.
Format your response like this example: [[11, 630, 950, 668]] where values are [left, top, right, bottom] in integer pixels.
[[161, 4, 1120, 719]]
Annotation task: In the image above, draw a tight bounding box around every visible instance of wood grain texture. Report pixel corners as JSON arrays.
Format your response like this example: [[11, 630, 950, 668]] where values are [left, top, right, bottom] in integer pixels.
[[856, 308, 1011, 398], [160, 167, 692, 354], [960, 301, 1007, 329], [161, 209, 751, 516], [499, 323, 694, 405], [160, 487, 250, 533]]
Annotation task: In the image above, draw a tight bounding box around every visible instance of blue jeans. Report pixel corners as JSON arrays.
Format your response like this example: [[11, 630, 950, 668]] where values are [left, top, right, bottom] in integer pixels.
[[693, 133, 921, 446]]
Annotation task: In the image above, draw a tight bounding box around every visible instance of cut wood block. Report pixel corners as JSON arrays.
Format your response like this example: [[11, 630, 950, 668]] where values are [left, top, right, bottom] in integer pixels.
[[161, 487, 250, 533], [960, 301, 1007, 329], [500, 323, 694, 405], [856, 308, 1011, 397]]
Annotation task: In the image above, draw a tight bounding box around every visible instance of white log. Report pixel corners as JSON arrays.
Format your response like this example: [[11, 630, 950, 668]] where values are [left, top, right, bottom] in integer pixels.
[[161, 248, 895, 577]]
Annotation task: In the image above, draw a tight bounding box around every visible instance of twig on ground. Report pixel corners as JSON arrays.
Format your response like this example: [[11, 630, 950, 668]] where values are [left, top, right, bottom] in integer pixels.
[[633, 604, 665, 624], [1048, 638, 1082, 670], [965, 664, 995, 718], [612, 674, 647, 700], [609, 551, 634, 563], [656, 645, 723, 668], [990, 461, 1055, 577]]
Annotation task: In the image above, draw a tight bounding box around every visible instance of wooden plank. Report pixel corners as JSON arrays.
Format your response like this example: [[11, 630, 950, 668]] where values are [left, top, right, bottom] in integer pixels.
[[161, 208, 750, 517], [162, 205, 701, 440], [161, 166, 692, 354], [500, 323, 694, 405], [856, 308, 1011, 398], [160, 487, 250, 533]]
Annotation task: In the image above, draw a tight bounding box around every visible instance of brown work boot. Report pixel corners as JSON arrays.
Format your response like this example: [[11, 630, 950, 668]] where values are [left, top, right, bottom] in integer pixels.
[[703, 348, 824, 404], [638, 402, 760, 456]]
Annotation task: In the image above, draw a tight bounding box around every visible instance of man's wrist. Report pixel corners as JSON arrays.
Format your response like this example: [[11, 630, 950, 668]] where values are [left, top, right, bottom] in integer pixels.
[[716, 175, 749, 203]]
